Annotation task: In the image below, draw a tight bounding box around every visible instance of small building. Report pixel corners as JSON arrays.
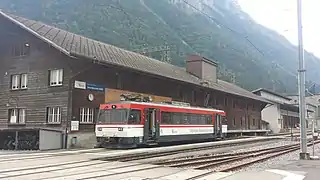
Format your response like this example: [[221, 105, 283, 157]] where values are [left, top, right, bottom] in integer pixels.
[[252, 88, 313, 133], [287, 94, 320, 130], [0, 11, 269, 149]]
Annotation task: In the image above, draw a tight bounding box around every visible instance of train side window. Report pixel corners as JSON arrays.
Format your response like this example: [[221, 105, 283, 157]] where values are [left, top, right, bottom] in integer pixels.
[[206, 115, 212, 124], [182, 113, 190, 124], [199, 114, 206, 125], [172, 112, 182, 124], [190, 114, 198, 124], [161, 111, 171, 124], [128, 109, 141, 124]]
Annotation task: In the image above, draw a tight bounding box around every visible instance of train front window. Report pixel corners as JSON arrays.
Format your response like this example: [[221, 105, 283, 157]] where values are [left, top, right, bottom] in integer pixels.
[[98, 109, 129, 124], [97, 108, 141, 124], [128, 109, 141, 124]]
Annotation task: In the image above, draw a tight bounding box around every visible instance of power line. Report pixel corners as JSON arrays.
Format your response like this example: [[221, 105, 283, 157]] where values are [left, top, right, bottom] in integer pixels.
[[181, 0, 264, 55]]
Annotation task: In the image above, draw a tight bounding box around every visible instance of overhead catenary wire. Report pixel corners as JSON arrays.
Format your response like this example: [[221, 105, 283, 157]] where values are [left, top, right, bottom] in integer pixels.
[[181, 0, 264, 55], [179, 0, 320, 90]]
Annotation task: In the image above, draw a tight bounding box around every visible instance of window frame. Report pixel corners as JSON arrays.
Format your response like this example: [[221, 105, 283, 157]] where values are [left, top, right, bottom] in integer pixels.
[[79, 107, 95, 124], [10, 73, 28, 90], [11, 43, 30, 57], [160, 111, 212, 125], [8, 108, 26, 124], [11, 74, 20, 90], [49, 69, 63, 87], [20, 73, 28, 89], [46, 107, 62, 124]]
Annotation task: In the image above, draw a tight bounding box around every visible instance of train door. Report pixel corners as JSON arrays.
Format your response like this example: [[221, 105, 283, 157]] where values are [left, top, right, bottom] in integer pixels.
[[214, 114, 221, 137], [143, 108, 160, 143], [214, 114, 228, 138]]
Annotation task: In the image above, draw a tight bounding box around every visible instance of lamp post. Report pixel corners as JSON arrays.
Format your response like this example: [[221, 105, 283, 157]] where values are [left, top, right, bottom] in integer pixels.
[[297, 0, 309, 160]]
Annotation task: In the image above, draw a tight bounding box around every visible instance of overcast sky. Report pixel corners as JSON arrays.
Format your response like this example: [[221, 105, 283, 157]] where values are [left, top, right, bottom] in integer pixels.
[[238, 0, 320, 57]]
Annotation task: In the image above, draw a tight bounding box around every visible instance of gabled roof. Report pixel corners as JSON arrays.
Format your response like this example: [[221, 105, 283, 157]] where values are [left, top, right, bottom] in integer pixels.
[[0, 10, 268, 103], [252, 88, 291, 101]]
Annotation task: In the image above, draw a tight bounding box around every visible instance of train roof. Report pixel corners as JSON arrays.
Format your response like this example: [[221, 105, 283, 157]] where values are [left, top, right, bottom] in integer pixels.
[[103, 101, 225, 113]]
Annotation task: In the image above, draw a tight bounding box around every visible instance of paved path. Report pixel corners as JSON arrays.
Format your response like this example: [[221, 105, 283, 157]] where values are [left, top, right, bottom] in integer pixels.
[[0, 149, 312, 180]]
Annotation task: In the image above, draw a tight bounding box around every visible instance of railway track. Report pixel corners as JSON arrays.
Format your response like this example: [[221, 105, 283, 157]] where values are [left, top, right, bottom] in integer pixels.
[[153, 142, 301, 167], [183, 139, 320, 180], [96, 138, 277, 162]]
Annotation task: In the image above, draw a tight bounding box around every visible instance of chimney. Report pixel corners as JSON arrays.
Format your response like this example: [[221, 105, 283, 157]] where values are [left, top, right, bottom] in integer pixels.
[[186, 54, 218, 83]]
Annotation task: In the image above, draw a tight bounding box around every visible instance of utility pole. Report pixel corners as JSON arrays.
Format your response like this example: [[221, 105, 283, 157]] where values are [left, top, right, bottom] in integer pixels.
[[297, 0, 309, 160]]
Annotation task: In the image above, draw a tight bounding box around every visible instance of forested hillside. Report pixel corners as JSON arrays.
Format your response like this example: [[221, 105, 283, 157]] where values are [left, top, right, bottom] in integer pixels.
[[1, 0, 320, 93]]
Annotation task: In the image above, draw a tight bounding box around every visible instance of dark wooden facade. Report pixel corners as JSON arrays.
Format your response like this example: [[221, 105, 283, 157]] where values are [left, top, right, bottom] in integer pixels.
[[0, 12, 265, 143]]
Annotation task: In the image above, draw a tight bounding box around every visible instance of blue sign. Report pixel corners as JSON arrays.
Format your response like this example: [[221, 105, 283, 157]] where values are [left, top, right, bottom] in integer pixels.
[[86, 83, 105, 92]]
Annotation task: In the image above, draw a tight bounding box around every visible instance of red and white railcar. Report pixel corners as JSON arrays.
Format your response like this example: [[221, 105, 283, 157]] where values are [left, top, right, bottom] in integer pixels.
[[95, 101, 227, 148]]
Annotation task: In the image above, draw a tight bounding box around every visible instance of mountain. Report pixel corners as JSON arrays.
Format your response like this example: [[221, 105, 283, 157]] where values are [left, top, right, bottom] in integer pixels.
[[1, 0, 320, 93]]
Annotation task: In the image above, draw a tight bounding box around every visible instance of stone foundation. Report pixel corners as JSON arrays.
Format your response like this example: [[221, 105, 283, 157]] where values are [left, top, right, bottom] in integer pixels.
[[67, 132, 97, 149]]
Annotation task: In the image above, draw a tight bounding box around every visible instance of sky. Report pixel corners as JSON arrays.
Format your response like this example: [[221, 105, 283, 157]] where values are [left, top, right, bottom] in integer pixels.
[[238, 0, 320, 57]]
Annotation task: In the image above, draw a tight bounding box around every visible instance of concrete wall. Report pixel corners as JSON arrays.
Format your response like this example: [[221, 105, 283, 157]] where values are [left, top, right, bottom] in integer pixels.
[[39, 130, 62, 150], [67, 132, 96, 149], [262, 104, 281, 133]]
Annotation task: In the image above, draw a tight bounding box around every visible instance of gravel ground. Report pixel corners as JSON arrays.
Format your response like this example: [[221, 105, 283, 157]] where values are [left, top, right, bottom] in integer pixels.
[[134, 139, 299, 164], [224, 139, 298, 155], [239, 139, 320, 172]]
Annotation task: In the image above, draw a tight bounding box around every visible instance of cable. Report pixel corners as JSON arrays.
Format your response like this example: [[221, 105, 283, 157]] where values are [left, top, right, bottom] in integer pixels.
[[181, 0, 264, 55]]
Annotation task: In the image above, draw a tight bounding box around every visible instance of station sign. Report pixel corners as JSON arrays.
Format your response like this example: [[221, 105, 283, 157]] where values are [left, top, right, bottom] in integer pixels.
[[74, 80, 105, 92], [86, 83, 105, 92], [74, 80, 86, 89]]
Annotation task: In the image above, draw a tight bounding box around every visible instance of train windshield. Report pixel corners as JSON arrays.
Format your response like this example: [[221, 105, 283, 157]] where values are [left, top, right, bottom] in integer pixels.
[[97, 109, 141, 124]]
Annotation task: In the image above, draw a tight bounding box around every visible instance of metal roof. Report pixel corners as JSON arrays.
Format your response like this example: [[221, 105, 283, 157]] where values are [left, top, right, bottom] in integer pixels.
[[0, 11, 269, 103], [252, 88, 291, 101]]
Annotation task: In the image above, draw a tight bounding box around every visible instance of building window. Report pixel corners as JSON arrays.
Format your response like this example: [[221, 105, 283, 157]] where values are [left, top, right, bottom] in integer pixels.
[[233, 100, 237, 108], [8, 108, 26, 124], [49, 69, 63, 86], [192, 91, 196, 103], [252, 118, 256, 126], [79, 108, 94, 123], [11, 43, 30, 57], [11, 73, 28, 90], [47, 107, 61, 124], [233, 117, 236, 126], [11, 75, 20, 90], [21, 74, 28, 89], [224, 98, 228, 106]]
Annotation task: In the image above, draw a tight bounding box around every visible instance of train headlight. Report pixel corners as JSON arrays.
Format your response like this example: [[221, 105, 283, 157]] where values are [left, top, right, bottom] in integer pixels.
[[97, 127, 102, 131], [111, 105, 117, 109]]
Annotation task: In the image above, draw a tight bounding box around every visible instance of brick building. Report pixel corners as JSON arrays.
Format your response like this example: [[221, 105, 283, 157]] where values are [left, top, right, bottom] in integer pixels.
[[0, 11, 268, 149]]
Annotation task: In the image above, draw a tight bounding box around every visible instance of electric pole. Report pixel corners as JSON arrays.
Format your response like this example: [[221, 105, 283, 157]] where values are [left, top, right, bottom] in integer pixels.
[[297, 0, 309, 160]]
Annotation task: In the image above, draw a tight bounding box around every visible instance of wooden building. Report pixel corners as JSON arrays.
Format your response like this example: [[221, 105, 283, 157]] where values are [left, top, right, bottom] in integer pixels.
[[0, 11, 269, 149]]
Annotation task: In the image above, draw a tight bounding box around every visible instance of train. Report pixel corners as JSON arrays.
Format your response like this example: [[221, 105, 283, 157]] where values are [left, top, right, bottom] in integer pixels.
[[95, 100, 228, 148]]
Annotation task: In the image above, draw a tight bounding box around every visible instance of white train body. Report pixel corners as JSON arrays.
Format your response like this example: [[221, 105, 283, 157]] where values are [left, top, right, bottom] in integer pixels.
[[95, 101, 227, 148]]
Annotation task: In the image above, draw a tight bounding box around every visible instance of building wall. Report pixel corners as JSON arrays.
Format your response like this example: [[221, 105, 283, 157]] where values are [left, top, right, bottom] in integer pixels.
[[0, 18, 72, 131], [262, 104, 281, 133]]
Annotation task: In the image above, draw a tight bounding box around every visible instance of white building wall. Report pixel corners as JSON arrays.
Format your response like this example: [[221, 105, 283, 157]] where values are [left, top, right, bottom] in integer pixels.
[[262, 104, 281, 133]]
